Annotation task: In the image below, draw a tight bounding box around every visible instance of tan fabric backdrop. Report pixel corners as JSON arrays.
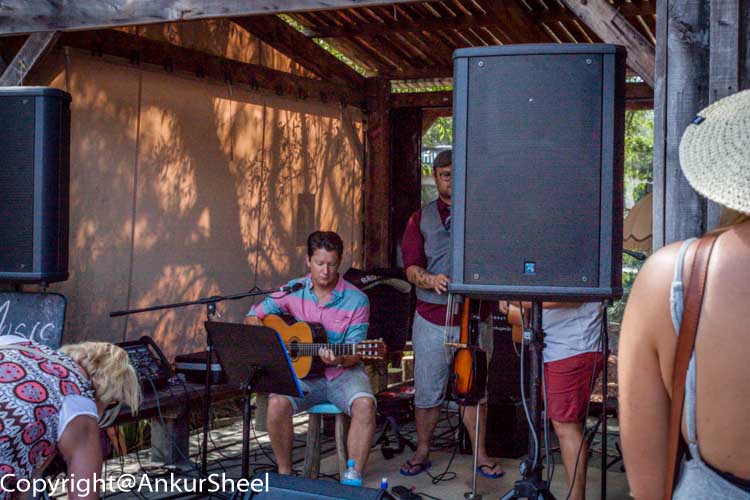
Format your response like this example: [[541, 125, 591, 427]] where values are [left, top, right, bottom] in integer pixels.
[[43, 52, 364, 359]]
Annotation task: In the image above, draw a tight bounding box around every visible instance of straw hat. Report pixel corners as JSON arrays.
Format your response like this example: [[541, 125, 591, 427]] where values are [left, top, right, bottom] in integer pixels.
[[623, 192, 652, 252], [679, 89, 750, 214]]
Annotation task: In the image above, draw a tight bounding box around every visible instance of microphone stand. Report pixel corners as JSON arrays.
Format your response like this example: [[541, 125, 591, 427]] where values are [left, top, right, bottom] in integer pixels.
[[111, 285, 294, 475]]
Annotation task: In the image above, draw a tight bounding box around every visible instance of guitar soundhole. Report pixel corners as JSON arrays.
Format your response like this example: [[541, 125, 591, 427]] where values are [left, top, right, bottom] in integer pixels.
[[287, 338, 299, 359]]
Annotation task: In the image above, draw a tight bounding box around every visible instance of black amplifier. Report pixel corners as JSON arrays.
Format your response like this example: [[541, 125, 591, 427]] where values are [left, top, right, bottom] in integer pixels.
[[175, 351, 225, 385]]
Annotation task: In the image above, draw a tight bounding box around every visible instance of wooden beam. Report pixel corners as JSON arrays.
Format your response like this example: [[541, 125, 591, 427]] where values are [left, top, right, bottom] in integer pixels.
[[364, 77, 392, 268], [383, 67, 453, 79], [0, 1, 430, 36], [231, 15, 365, 89], [559, 0, 655, 87], [391, 90, 451, 108], [59, 30, 365, 107], [0, 31, 59, 86], [390, 83, 653, 109], [707, 0, 740, 229], [652, 0, 709, 248]]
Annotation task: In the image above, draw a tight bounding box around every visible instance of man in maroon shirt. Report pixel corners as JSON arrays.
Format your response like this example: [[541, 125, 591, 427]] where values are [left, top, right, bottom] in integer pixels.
[[400, 150, 501, 479]]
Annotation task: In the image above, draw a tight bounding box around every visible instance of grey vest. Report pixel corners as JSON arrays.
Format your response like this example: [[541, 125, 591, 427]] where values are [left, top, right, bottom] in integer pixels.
[[415, 200, 451, 305]]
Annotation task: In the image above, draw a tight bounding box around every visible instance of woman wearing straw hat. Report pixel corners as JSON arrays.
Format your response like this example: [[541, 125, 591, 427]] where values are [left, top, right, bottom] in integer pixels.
[[619, 90, 750, 499]]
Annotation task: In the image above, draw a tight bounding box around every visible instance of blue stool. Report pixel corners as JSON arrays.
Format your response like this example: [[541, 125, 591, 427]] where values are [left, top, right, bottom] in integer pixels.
[[303, 403, 349, 479]]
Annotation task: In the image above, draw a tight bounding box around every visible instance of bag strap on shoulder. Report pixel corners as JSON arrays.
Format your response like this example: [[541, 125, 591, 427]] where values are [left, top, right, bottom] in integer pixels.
[[664, 233, 719, 499]]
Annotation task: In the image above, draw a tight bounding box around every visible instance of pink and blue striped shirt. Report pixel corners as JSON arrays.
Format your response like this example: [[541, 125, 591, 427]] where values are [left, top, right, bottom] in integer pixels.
[[247, 274, 370, 345]]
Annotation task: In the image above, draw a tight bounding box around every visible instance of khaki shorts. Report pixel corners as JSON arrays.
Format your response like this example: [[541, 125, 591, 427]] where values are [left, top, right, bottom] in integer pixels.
[[411, 312, 493, 408]]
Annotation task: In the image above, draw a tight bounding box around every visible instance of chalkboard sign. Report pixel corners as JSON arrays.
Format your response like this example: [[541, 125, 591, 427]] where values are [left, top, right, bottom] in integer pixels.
[[0, 292, 66, 348]]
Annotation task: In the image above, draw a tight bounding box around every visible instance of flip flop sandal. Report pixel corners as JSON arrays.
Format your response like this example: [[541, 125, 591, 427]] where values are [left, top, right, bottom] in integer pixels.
[[400, 459, 432, 476], [477, 463, 505, 479]]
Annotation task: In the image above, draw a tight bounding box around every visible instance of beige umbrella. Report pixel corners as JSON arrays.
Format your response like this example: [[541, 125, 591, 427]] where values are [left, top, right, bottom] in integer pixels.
[[623, 192, 652, 252]]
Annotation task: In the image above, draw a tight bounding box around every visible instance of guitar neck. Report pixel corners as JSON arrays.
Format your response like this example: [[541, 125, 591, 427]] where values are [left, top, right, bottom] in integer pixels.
[[287, 343, 357, 357]]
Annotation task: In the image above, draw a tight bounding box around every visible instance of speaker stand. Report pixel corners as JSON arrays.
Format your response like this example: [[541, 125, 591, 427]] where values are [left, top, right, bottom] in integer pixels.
[[499, 301, 555, 500], [465, 400, 482, 500]]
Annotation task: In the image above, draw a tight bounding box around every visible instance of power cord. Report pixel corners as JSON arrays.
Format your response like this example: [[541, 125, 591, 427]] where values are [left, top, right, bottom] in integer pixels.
[[424, 405, 461, 484], [518, 305, 540, 472]]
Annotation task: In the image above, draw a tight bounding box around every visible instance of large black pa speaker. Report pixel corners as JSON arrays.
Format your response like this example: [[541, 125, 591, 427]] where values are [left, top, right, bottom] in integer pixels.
[[0, 87, 71, 284], [243, 473, 394, 499], [450, 45, 625, 300]]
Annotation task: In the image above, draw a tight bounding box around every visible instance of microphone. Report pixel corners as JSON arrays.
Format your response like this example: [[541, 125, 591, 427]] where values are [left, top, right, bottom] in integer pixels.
[[280, 282, 305, 293]]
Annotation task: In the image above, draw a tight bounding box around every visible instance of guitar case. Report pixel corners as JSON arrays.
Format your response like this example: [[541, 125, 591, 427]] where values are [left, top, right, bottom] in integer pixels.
[[344, 268, 414, 353]]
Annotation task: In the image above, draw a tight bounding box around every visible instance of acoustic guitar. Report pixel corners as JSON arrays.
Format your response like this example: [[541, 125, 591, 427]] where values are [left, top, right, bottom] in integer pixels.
[[262, 314, 386, 379]]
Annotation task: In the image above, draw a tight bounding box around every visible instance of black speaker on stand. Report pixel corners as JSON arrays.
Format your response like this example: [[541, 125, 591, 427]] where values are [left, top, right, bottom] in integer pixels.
[[450, 44, 624, 302], [0, 87, 71, 285], [449, 44, 625, 500]]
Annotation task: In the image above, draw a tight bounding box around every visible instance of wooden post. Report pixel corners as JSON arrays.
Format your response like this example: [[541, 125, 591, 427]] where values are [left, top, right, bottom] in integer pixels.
[[652, 0, 710, 248], [150, 409, 191, 467], [303, 413, 322, 478], [0, 31, 59, 86], [390, 107, 423, 265], [364, 77, 392, 269], [708, 0, 741, 229]]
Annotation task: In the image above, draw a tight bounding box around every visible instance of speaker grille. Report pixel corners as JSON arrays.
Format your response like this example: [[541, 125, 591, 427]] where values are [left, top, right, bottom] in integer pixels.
[[463, 54, 602, 288], [0, 96, 35, 273]]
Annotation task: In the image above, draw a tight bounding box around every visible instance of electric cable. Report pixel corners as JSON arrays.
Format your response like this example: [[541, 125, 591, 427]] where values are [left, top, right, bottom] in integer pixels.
[[518, 305, 540, 471], [563, 304, 606, 500]]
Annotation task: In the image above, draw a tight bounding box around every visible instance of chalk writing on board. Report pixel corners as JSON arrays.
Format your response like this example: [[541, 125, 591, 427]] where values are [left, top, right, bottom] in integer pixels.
[[0, 299, 57, 344]]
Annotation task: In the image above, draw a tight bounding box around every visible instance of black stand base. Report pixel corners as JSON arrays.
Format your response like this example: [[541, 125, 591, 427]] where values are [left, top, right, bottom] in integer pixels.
[[499, 478, 556, 500], [375, 416, 416, 459]]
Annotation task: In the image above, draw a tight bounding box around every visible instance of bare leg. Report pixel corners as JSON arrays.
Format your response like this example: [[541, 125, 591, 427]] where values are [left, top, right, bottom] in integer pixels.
[[462, 402, 501, 473], [267, 395, 295, 474], [347, 397, 376, 474], [553, 420, 588, 500], [402, 406, 441, 473]]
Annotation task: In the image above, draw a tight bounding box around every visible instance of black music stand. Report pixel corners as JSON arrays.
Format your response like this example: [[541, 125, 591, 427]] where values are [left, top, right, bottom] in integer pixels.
[[205, 321, 302, 479]]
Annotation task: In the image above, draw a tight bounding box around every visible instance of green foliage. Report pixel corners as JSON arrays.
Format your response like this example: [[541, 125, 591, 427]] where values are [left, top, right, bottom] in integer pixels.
[[422, 117, 452, 149], [609, 110, 653, 325], [421, 117, 452, 178], [624, 110, 654, 203], [392, 85, 454, 93]]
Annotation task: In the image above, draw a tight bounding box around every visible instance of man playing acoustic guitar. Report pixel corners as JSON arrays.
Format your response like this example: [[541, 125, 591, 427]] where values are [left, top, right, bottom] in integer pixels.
[[246, 231, 376, 476]]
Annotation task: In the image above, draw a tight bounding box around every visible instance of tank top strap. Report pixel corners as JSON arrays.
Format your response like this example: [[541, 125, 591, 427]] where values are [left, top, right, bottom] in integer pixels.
[[670, 237, 698, 336], [684, 353, 700, 447]]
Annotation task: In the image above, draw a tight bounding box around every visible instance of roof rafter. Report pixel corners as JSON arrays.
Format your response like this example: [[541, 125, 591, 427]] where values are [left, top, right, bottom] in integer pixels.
[[0, 31, 59, 85], [558, 0, 655, 87], [308, 11, 504, 38], [231, 15, 365, 89]]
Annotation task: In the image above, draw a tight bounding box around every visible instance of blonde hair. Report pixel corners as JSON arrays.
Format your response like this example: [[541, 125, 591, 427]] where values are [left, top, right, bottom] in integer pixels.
[[706, 207, 750, 236], [61, 342, 141, 414], [719, 208, 750, 228]]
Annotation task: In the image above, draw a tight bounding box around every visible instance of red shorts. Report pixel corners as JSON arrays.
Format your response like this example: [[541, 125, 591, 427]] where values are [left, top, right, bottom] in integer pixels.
[[544, 351, 603, 423]]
